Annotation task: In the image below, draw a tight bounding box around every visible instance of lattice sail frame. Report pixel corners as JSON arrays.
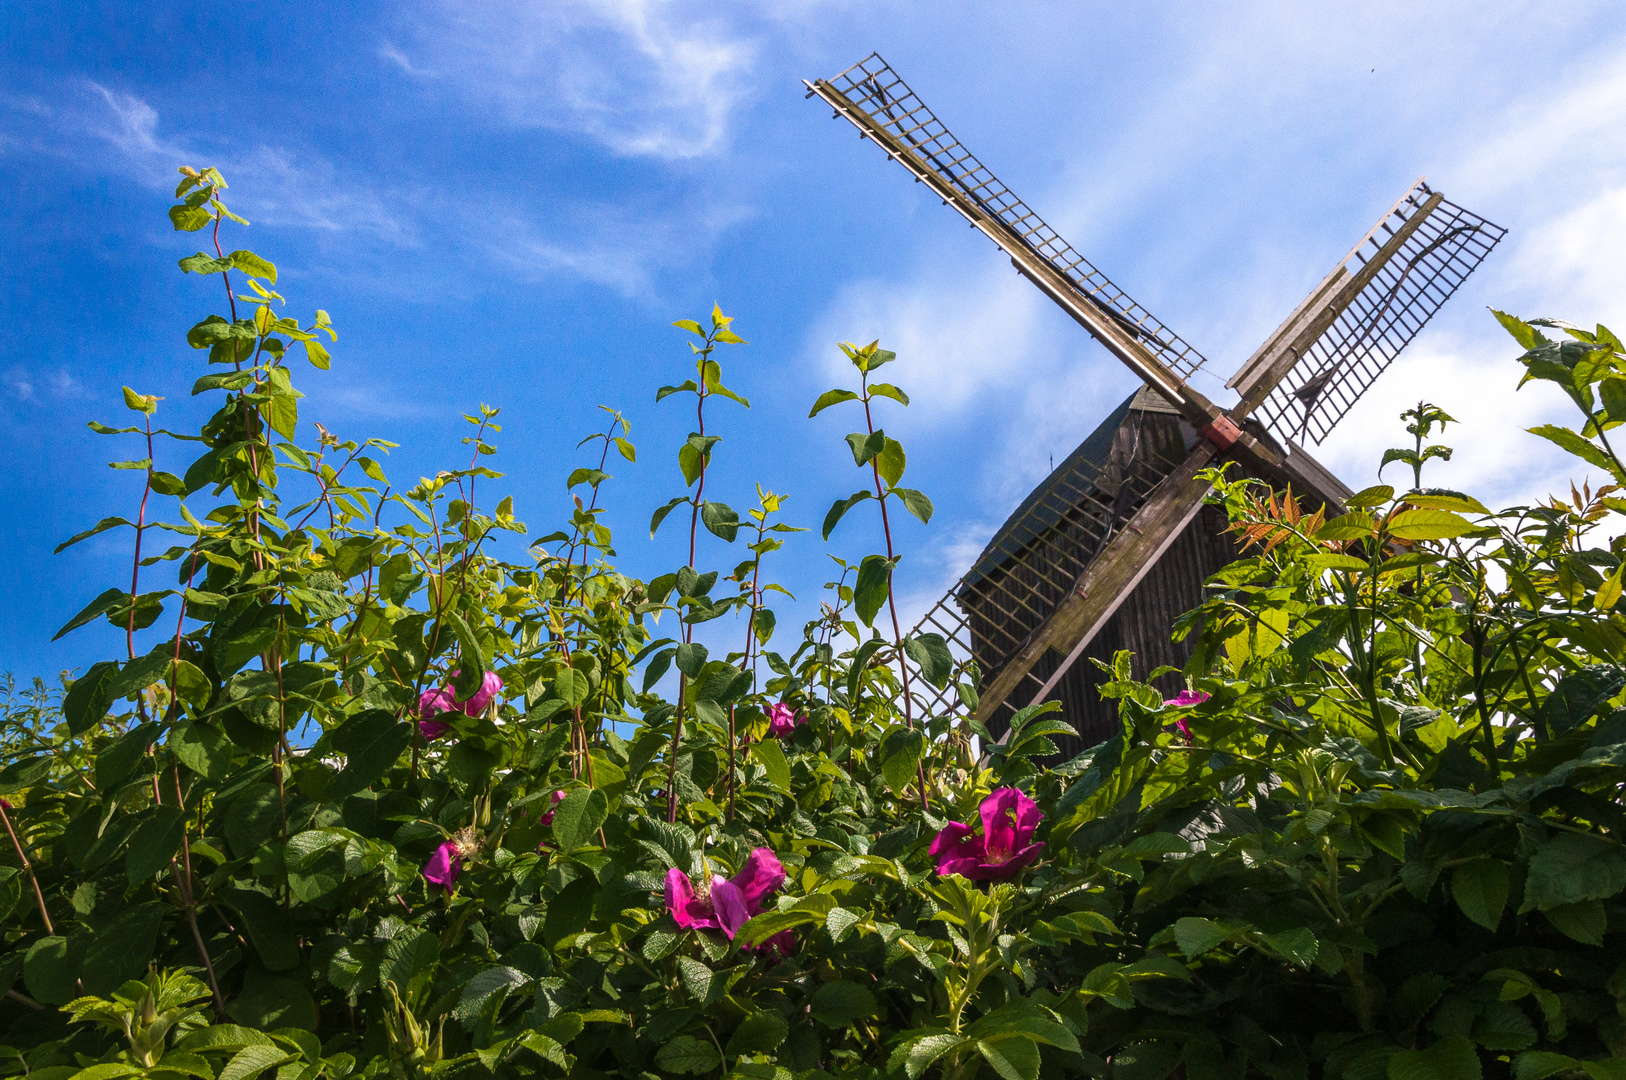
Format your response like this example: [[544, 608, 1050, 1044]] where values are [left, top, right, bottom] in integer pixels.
[[1245, 181, 1507, 445], [817, 53, 1210, 383]]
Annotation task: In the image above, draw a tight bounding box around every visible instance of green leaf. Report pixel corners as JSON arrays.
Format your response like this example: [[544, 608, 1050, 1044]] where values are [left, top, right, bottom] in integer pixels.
[[809, 388, 860, 417], [810, 981, 878, 1026], [701, 500, 739, 542], [453, 966, 529, 1023], [54, 587, 129, 641], [896, 1034, 965, 1080], [303, 338, 331, 370], [543, 876, 597, 947], [654, 1035, 719, 1075], [1513, 1053, 1576, 1080], [1387, 1035, 1481, 1080], [877, 437, 906, 487], [1522, 832, 1626, 911], [1544, 900, 1606, 945], [1318, 511, 1377, 541], [63, 660, 119, 735], [904, 632, 953, 689], [82, 902, 166, 995], [1387, 508, 1477, 541], [1173, 916, 1227, 959], [749, 736, 791, 794], [54, 517, 133, 554], [125, 806, 188, 884], [977, 1036, 1040, 1080], [228, 250, 277, 283], [675, 642, 708, 677], [24, 936, 85, 1005], [551, 787, 609, 852], [553, 667, 590, 708], [170, 204, 211, 232], [726, 1011, 788, 1056], [822, 489, 873, 540], [1264, 927, 1318, 967], [893, 487, 935, 526], [846, 430, 885, 467], [650, 496, 689, 538], [439, 609, 488, 703], [216, 1044, 296, 1080], [854, 554, 895, 627], [1112, 1041, 1184, 1080], [1450, 859, 1509, 931], [1527, 424, 1620, 477], [879, 726, 924, 796], [1344, 485, 1396, 508], [869, 382, 910, 406]]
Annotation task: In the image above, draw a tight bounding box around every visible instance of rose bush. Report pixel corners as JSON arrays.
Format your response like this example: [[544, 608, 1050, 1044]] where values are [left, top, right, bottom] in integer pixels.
[[0, 167, 1621, 1080]]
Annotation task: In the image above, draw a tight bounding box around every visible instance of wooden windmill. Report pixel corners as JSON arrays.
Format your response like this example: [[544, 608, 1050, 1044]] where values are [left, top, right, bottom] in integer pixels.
[[805, 53, 1506, 753]]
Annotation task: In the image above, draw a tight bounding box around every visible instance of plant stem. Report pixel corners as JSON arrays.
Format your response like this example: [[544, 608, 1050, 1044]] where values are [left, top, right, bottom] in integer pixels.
[[861, 375, 929, 811], [0, 801, 52, 934]]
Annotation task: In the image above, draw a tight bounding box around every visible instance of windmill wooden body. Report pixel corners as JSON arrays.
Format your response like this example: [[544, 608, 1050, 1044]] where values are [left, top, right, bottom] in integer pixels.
[[805, 54, 1506, 754]]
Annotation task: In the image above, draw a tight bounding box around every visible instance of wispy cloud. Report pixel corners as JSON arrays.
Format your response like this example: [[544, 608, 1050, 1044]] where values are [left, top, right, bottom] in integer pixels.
[[387, 0, 760, 161]]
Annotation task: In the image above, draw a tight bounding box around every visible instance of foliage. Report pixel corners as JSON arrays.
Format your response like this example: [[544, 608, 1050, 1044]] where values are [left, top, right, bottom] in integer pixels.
[[0, 169, 1622, 1080]]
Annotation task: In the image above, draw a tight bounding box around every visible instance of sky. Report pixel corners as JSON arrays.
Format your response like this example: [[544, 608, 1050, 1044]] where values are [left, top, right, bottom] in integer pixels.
[[2, 1, 1625, 684]]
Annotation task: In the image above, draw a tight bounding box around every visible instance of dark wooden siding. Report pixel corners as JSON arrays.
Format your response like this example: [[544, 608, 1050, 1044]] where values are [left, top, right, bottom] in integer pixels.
[[1023, 501, 1243, 755]]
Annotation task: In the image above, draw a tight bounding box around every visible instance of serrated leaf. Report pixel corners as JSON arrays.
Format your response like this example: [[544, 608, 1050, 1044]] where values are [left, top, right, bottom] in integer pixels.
[[1450, 859, 1508, 931], [551, 787, 608, 852]]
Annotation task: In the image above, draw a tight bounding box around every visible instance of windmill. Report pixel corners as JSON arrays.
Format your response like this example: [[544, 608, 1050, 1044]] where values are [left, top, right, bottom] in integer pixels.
[[805, 53, 1506, 753]]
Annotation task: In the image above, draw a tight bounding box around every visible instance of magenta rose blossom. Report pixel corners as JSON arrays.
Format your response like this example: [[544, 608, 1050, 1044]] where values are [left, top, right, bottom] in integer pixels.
[[665, 847, 791, 955], [930, 787, 1044, 881], [767, 702, 805, 739], [422, 840, 461, 889], [418, 670, 504, 739], [1163, 690, 1210, 744]]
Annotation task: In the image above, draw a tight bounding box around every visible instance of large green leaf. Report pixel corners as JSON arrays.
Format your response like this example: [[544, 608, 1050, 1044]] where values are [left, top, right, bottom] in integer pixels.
[[654, 1035, 719, 1075], [810, 981, 877, 1026], [551, 787, 609, 852], [854, 553, 895, 627], [1522, 832, 1626, 911]]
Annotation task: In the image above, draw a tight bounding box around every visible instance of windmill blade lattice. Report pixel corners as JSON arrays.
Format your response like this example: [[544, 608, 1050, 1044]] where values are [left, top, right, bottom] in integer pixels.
[[814, 53, 1211, 384], [1247, 181, 1507, 444]]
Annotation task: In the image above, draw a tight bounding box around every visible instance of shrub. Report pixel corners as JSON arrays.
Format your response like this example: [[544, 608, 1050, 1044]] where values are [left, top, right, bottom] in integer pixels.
[[0, 168, 1622, 1080]]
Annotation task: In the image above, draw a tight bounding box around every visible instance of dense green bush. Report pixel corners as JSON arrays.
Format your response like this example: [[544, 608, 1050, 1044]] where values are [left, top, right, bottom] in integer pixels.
[[0, 167, 1623, 1080]]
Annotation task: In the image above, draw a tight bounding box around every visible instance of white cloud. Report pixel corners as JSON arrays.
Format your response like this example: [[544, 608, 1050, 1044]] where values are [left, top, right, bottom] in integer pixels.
[[389, 0, 759, 160]]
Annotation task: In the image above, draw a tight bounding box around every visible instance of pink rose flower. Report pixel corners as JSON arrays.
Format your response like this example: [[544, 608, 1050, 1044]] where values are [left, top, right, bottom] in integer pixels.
[[930, 787, 1044, 881], [423, 840, 461, 889], [767, 702, 805, 739], [1163, 690, 1210, 744], [664, 847, 788, 952], [417, 670, 504, 739]]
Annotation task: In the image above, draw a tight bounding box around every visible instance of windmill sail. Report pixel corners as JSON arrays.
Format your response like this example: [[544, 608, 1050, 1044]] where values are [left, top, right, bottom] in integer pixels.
[[807, 54, 1211, 402], [1230, 180, 1507, 445]]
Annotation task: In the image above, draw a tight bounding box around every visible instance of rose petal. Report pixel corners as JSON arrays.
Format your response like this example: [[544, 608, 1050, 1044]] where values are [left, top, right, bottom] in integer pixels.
[[729, 848, 787, 915], [423, 841, 461, 888], [711, 878, 750, 939]]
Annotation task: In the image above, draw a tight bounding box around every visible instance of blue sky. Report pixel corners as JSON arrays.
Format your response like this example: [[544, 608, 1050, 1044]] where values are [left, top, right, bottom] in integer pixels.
[[3, 1, 1625, 682]]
